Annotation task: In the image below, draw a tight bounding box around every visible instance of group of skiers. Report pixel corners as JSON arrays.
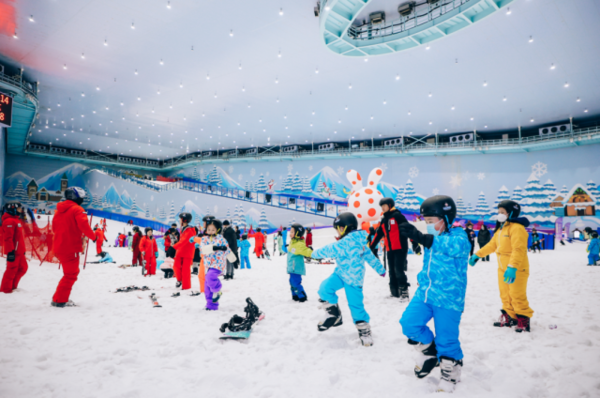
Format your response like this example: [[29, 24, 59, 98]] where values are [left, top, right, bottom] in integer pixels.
[[0, 183, 547, 393]]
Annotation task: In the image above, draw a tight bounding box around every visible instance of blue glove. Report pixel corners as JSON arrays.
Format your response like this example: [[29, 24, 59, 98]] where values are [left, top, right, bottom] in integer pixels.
[[468, 254, 480, 267], [189, 237, 195, 243], [195, 244, 200, 249], [503, 267, 517, 284], [155, 252, 158, 258]]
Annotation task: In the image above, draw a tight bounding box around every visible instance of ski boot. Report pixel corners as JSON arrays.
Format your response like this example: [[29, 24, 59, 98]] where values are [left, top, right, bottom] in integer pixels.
[[175, 281, 182, 289], [317, 300, 343, 331], [493, 310, 517, 328], [399, 285, 410, 303], [387, 287, 400, 299], [515, 315, 530, 333], [192, 267, 199, 275], [436, 356, 463, 393], [408, 339, 439, 378], [356, 321, 373, 347], [51, 300, 76, 308]]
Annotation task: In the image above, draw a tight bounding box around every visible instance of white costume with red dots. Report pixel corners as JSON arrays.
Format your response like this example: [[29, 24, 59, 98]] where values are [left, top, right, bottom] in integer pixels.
[[346, 168, 385, 224]]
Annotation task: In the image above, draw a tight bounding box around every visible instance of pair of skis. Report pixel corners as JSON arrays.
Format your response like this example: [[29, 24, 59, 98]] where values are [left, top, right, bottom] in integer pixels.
[[115, 285, 149, 293]]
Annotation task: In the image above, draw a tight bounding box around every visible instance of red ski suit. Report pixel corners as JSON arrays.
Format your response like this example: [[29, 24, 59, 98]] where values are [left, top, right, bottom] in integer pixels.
[[51, 201, 96, 304], [118, 234, 126, 247], [306, 232, 313, 247], [249, 232, 265, 258], [0, 213, 29, 293], [131, 232, 143, 266], [164, 234, 172, 251], [140, 236, 158, 275], [94, 229, 105, 255], [172, 226, 196, 290]]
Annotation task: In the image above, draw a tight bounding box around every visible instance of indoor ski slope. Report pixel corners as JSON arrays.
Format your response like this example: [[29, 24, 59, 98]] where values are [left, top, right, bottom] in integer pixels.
[[0, 219, 599, 398]]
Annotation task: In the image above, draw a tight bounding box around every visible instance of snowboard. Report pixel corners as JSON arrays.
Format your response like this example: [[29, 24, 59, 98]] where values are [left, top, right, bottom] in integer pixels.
[[264, 249, 272, 261], [220, 312, 265, 340], [149, 293, 162, 308]]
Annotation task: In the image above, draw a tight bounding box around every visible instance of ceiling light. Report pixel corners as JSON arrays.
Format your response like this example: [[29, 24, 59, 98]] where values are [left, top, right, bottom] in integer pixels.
[[429, 121, 432, 125], [13, 31, 18, 39], [408, 111, 411, 115], [576, 97, 581, 102], [383, 100, 387, 105], [530, 119, 535, 122], [63, 64, 67, 70], [160, 59, 164, 65], [214, 93, 217, 98], [364, 58, 368, 62], [230, 30, 234, 37], [180, 82, 183, 88], [167, 1, 171, 9], [206, 74, 210, 80], [470, 117, 474, 121], [131, 22, 135, 29], [29, 15, 34, 22], [483, 81, 488, 87], [239, 63, 242, 70], [348, 84, 352, 89], [135, 69, 138, 75], [81, 53, 85, 59], [584, 109, 589, 113], [564, 82, 569, 88], [315, 68, 319, 74], [529, 36, 533, 43], [484, 126, 488, 129], [396, 74, 400, 80], [550, 63, 555, 70], [451, 106, 455, 110], [279, 8, 283, 15], [425, 45, 430, 50], [275, 78, 279, 84], [428, 92, 432, 97], [104, 39, 108, 46], [506, 7, 511, 15], [278, 50, 282, 58], [81, 92, 85, 97], [503, 96, 507, 101]]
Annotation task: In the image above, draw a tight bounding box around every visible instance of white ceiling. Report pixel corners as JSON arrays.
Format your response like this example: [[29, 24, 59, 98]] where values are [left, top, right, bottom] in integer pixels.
[[1, 0, 599, 160]]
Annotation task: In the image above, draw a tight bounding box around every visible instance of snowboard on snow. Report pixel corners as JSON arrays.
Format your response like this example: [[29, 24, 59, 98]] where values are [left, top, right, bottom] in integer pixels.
[[219, 298, 265, 341], [149, 293, 161, 308], [264, 249, 272, 261]]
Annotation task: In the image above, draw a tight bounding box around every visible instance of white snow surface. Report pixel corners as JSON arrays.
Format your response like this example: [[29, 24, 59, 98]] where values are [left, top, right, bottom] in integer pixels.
[[1, 219, 599, 398]]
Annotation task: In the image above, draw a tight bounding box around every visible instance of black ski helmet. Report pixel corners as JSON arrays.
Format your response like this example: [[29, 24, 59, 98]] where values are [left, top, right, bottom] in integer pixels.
[[4, 202, 22, 216], [133, 226, 140, 233], [379, 197, 395, 210], [497, 200, 521, 219], [145, 227, 153, 234], [64, 187, 86, 205], [333, 212, 358, 237], [179, 212, 192, 224], [207, 219, 223, 234], [420, 195, 457, 230], [291, 223, 305, 238], [306, 227, 312, 232], [223, 220, 231, 226]]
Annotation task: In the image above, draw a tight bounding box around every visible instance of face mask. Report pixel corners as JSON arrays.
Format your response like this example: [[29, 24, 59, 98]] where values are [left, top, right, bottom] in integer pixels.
[[497, 214, 508, 223], [426, 219, 443, 237]]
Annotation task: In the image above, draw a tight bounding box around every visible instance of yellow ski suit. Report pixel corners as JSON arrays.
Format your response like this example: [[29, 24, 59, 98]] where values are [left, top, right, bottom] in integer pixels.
[[477, 220, 534, 319]]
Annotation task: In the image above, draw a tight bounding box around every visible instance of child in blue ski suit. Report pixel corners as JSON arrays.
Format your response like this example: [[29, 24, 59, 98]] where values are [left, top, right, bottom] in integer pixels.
[[588, 232, 599, 266], [282, 227, 289, 253], [397, 195, 470, 393], [311, 213, 385, 347], [286, 224, 313, 302], [238, 234, 252, 269]]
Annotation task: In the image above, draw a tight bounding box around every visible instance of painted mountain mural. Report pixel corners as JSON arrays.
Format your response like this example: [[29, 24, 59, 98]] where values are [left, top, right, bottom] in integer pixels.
[[37, 163, 89, 191], [4, 172, 33, 194]]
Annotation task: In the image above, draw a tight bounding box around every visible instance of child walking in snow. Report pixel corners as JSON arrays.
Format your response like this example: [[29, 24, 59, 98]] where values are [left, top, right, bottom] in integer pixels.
[[286, 224, 313, 302], [193, 219, 233, 311], [587, 232, 599, 266], [397, 195, 470, 393], [238, 234, 252, 269], [276, 231, 285, 256], [310, 213, 385, 347]]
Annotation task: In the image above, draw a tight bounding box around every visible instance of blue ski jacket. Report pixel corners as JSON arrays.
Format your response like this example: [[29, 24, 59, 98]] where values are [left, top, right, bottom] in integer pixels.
[[312, 230, 384, 288], [588, 238, 600, 255], [238, 239, 251, 257], [414, 227, 470, 312]]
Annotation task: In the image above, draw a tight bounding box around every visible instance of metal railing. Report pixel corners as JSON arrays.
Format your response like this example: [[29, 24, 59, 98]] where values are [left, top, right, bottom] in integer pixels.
[[348, 0, 471, 40], [26, 124, 600, 170], [0, 71, 38, 98]]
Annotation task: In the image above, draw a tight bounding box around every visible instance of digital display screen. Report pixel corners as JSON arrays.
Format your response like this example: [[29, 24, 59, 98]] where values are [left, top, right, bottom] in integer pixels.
[[0, 92, 13, 128]]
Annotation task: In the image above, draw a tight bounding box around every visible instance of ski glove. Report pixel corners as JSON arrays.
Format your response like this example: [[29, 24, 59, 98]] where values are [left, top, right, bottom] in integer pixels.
[[412, 241, 422, 255], [398, 223, 434, 249], [503, 266, 517, 284], [155, 252, 158, 258], [227, 252, 237, 263], [189, 237, 195, 243], [201, 245, 214, 255], [468, 254, 480, 267], [6, 251, 15, 262]]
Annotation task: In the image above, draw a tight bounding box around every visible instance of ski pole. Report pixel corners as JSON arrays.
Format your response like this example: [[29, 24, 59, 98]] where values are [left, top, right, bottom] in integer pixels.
[[83, 214, 94, 270]]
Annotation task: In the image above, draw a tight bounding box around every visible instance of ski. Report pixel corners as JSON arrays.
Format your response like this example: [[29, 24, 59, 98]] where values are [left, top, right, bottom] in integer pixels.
[[114, 285, 149, 293], [190, 291, 201, 297], [149, 293, 161, 308], [171, 292, 180, 298]]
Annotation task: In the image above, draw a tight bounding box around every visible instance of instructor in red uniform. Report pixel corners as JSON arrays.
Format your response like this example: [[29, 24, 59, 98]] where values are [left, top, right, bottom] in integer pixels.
[[51, 187, 96, 307], [94, 227, 105, 255], [131, 226, 143, 267], [172, 212, 195, 290], [0, 202, 29, 294]]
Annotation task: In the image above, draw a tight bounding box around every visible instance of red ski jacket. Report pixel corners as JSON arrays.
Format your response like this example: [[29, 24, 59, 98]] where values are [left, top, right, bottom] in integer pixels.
[[306, 232, 313, 247], [140, 236, 158, 264], [164, 234, 172, 250], [173, 226, 196, 259], [52, 201, 96, 257], [132, 233, 142, 251], [248, 232, 265, 252], [371, 208, 408, 252], [94, 229, 105, 244], [2, 213, 26, 255]]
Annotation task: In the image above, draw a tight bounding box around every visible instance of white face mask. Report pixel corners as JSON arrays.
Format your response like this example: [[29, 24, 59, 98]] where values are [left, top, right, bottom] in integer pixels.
[[497, 214, 508, 223]]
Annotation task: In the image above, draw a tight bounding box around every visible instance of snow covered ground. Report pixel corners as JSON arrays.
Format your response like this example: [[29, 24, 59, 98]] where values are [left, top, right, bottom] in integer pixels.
[[1, 219, 599, 398]]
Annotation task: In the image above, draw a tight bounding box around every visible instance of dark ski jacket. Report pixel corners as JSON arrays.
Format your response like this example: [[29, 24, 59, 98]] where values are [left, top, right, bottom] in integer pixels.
[[370, 208, 409, 254], [223, 226, 238, 252], [477, 228, 491, 248]]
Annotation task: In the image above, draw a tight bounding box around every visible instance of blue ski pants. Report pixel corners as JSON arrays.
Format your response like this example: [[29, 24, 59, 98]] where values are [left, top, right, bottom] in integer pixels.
[[289, 273, 306, 299], [400, 298, 463, 360], [589, 253, 599, 265], [240, 255, 251, 269], [318, 273, 369, 323]]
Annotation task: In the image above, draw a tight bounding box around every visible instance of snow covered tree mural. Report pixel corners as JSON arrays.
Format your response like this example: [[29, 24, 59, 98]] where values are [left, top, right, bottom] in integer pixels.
[[226, 208, 231, 221], [395, 186, 405, 208], [560, 185, 568, 197], [255, 174, 268, 192], [129, 197, 139, 216], [208, 165, 221, 185], [520, 174, 554, 223], [191, 210, 201, 226], [331, 182, 338, 197], [237, 205, 246, 229], [399, 180, 419, 213], [282, 172, 293, 191], [511, 186, 523, 202], [82, 188, 92, 208], [259, 207, 269, 229], [245, 181, 250, 191], [474, 192, 491, 217], [159, 206, 166, 220], [586, 180, 600, 206], [167, 201, 176, 223], [542, 179, 557, 200], [13, 181, 28, 203], [466, 202, 475, 215], [456, 197, 466, 216], [494, 186, 510, 207], [145, 204, 151, 218], [292, 173, 302, 191], [5, 187, 15, 198], [192, 166, 200, 180], [92, 194, 102, 208], [301, 177, 312, 193]]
